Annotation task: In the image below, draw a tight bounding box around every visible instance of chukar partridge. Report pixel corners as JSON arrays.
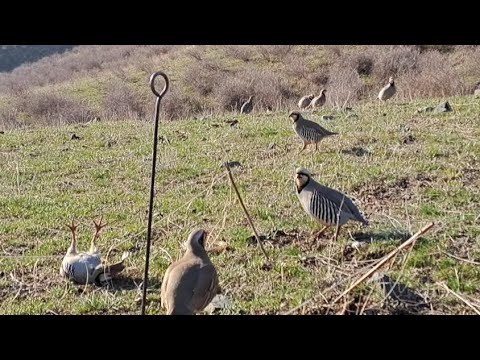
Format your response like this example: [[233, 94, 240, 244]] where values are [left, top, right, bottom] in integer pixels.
[[289, 111, 338, 153], [240, 95, 254, 114], [309, 89, 327, 110], [161, 229, 220, 315], [378, 76, 396, 101], [474, 83, 480, 97], [60, 218, 129, 285], [295, 167, 368, 240], [298, 94, 314, 110]]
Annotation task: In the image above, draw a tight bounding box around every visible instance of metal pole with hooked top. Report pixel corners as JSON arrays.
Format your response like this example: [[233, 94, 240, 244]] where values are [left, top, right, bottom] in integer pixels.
[[141, 71, 169, 315]]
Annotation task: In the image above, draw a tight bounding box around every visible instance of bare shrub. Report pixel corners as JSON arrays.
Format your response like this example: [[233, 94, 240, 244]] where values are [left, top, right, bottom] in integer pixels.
[[0, 107, 21, 130], [284, 56, 310, 80], [327, 63, 364, 109], [449, 47, 480, 90], [368, 46, 420, 81], [256, 45, 295, 62], [221, 45, 254, 62], [161, 87, 203, 121], [15, 92, 96, 125], [352, 54, 374, 76], [215, 67, 295, 112], [215, 75, 253, 112], [399, 51, 466, 100], [183, 57, 231, 97], [416, 45, 456, 54], [103, 80, 148, 120]]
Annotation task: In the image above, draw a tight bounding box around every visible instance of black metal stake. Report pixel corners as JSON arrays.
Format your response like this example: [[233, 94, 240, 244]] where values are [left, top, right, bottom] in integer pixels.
[[141, 71, 169, 315]]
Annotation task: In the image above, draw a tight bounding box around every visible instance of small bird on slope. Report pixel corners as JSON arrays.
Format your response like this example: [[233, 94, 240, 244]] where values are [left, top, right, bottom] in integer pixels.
[[298, 94, 315, 110], [289, 111, 338, 154], [60, 218, 129, 285], [240, 95, 254, 114], [160, 229, 220, 315], [378, 76, 396, 101], [294, 167, 369, 242], [309, 89, 327, 110]]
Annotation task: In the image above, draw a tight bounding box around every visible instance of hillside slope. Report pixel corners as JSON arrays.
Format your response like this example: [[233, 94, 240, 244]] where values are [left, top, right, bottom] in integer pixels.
[[1, 45, 480, 130], [0, 45, 76, 73]]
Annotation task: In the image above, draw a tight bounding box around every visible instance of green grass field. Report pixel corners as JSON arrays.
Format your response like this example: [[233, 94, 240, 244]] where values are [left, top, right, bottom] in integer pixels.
[[0, 96, 479, 314]]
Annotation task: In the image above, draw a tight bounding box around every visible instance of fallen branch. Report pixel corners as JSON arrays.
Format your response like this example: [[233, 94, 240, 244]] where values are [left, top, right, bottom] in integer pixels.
[[224, 163, 269, 261], [331, 222, 434, 305], [440, 282, 480, 316], [440, 250, 480, 266]]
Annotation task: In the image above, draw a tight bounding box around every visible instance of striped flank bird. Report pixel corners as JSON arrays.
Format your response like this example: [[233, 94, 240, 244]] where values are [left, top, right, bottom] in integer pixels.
[[294, 167, 369, 241], [289, 111, 338, 154]]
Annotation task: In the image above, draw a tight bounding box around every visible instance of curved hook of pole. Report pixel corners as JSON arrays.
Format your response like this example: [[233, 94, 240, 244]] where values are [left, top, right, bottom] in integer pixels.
[[141, 71, 169, 315], [150, 71, 169, 99]]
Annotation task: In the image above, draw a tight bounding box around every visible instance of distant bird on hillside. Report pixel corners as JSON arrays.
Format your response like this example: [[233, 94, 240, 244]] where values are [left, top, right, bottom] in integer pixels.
[[309, 89, 327, 110], [298, 94, 314, 110], [240, 95, 254, 114], [378, 76, 396, 101], [474, 82, 480, 97]]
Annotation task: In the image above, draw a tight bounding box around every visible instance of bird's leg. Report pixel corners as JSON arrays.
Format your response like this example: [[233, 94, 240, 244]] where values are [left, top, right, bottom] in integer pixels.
[[333, 225, 342, 242], [312, 226, 329, 239], [66, 219, 78, 255], [313, 226, 330, 251], [315, 142, 319, 152], [90, 216, 107, 254], [299, 142, 307, 154]]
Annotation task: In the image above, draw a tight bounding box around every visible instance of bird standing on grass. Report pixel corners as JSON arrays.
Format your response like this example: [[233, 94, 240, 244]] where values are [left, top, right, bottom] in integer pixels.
[[60, 218, 129, 285], [294, 168, 369, 242], [240, 95, 254, 114], [289, 111, 338, 154], [378, 76, 396, 101], [160, 229, 220, 315], [298, 94, 314, 110], [309, 89, 327, 110]]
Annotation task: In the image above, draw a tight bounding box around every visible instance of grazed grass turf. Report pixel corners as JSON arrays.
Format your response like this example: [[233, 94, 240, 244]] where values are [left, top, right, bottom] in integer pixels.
[[0, 96, 479, 314]]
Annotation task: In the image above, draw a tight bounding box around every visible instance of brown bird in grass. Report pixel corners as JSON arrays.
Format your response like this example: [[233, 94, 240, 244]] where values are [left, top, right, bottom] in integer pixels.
[[309, 89, 327, 110], [160, 229, 220, 315]]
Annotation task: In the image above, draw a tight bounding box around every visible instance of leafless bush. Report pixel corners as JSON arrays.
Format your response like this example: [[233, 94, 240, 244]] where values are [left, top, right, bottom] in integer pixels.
[[0, 107, 21, 130], [215, 75, 254, 112], [448, 47, 480, 90], [221, 45, 254, 62], [183, 57, 231, 97], [327, 64, 364, 109], [215, 67, 295, 112], [368, 46, 420, 81], [399, 51, 467, 100], [256, 45, 295, 62], [160, 87, 203, 121], [352, 54, 374, 76], [416, 45, 456, 54], [15, 92, 96, 125], [103, 80, 148, 120]]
